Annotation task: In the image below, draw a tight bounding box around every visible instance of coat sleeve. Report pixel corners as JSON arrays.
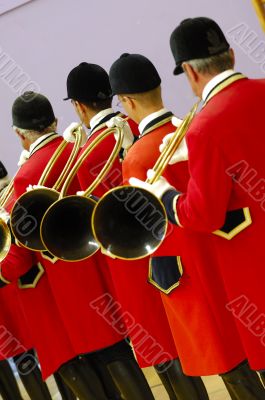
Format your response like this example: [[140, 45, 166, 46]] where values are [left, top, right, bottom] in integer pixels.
[[0, 244, 34, 283], [163, 128, 233, 233]]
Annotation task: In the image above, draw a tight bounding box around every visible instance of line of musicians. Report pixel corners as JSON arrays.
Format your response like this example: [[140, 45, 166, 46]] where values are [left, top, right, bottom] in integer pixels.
[[0, 16, 265, 400]]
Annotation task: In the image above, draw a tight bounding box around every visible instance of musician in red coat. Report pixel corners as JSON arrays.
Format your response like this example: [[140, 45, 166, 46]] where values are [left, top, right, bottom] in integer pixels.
[[1, 164, 62, 400], [160, 17, 265, 386], [10, 91, 154, 400], [110, 52, 265, 398], [64, 62, 211, 400]]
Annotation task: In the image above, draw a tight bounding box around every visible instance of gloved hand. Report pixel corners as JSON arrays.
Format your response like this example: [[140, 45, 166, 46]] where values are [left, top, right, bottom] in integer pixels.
[[129, 169, 174, 199], [17, 149, 30, 166], [106, 116, 134, 151], [159, 132, 188, 164], [26, 184, 47, 192], [63, 122, 88, 147], [171, 116, 183, 128], [0, 207, 10, 223], [76, 191, 85, 196]]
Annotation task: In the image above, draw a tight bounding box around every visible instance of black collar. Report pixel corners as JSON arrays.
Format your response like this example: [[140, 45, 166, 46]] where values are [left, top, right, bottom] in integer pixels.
[[141, 111, 173, 137], [90, 111, 120, 134]]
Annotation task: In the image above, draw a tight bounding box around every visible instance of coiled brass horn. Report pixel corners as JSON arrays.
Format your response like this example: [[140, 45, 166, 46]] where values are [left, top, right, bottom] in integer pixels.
[[0, 178, 15, 261], [10, 128, 83, 251], [40, 125, 123, 261], [91, 103, 199, 260]]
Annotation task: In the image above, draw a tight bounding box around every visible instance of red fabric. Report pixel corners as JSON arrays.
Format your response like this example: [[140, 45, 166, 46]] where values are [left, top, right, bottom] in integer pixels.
[[40, 252, 126, 358], [6, 136, 125, 373], [77, 118, 178, 367], [1, 245, 76, 379], [0, 283, 32, 360], [123, 120, 245, 375], [77, 128, 123, 198], [176, 78, 265, 370]]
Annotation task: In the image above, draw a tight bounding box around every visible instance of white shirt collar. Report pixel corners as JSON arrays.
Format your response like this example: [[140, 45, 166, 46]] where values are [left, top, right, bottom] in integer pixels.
[[29, 132, 57, 154], [139, 108, 169, 136], [202, 69, 236, 102], [90, 108, 114, 131]]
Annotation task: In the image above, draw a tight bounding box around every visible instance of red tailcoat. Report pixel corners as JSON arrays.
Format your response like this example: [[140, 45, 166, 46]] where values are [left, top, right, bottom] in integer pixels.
[[0, 195, 33, 360], [39, 251, 126, 357], [0, 245, 76, 379], [123, 115, 245, 375], [77, 115, 178, 367], [11, 135, 125, 364], [174, 76, 265, 370]]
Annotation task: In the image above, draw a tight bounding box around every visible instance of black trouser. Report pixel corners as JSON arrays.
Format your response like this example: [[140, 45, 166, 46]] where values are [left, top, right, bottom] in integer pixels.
[[155, 358, 209, 400], [13, 350, 52, 400], [53, 372, 76, 400], [84, 353, 122, 399], [0, 359, 23, 400], [220, 360, 265, 400], [59, 339, 154, 400]]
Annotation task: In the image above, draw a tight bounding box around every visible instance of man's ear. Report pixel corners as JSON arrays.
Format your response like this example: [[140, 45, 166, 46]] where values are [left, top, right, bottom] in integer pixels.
[[182, 62, 199, 83], [15, 130, 25, 141], [124, 96, 136, 110], [74, 101, 87, 119]]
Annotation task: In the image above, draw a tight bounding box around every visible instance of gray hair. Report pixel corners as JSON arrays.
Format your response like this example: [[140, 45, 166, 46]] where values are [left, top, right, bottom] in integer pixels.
[[185, 50, 233, 75], [13, 121, 57, 141]]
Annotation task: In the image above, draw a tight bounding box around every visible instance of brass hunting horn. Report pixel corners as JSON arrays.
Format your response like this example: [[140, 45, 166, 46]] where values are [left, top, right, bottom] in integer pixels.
[[40, 125, 123, 261], [91, 102, 199, 260], [10, 128, 83, 251], [0, 178, 15, 261]]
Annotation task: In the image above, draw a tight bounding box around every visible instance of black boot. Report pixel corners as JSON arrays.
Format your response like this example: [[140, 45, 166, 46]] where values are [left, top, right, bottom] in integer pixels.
[[154, 364, 178, 400], [13, 350, 52, 400], [86, 353, 123, 399], [53, 372, 76, 400], [107, 359, 154, 400], [155, 359, 209, 400], [58, 356, 108, 400], [220, 360, 265, 400], [0, 359, 23, 400], [93, 339, 154, 400]]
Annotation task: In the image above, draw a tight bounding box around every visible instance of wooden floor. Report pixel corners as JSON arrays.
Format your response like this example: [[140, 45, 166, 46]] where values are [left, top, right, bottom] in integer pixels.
[[14, 367, 230, 399]]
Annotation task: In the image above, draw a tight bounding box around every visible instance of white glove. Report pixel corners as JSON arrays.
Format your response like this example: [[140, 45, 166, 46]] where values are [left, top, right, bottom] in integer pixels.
[[106, 116, 134, 150], [129, 169, 174, 199], [26, 184, 47, 192], [159, 132, 188, 164], [0, 207, 10, 223], [63, 122, 88, 147], [17, 149, 30, 166], [171, 116, 183, 128]]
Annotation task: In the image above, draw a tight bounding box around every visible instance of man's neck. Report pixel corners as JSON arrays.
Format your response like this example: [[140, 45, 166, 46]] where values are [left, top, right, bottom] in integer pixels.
[[136, 104, 164, 124], [89, 108, 114, 131]]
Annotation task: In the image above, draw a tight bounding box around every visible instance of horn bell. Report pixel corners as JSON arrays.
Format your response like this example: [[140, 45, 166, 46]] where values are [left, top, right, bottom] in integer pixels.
[[10, 188, 60, 251], [0, 219, 11, 262], [41, 196, 99, 261], [92, 186, 168, 260]]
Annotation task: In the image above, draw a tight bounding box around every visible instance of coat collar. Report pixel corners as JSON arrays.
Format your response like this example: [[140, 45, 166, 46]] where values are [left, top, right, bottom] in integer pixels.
[[29, 132, 59, 157]]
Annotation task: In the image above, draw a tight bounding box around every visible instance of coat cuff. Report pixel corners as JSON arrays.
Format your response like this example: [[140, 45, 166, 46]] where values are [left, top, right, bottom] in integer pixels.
[[161, 190, 182, 226]]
